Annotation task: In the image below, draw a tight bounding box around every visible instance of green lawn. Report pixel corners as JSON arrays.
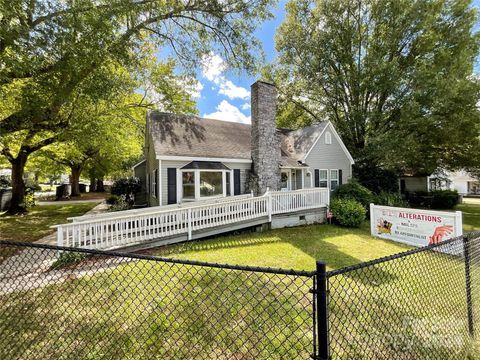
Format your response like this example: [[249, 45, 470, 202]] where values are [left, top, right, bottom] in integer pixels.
[[458, 201, 480, 231], [0, 203, 98, 243], [0, 203, 478, 359]]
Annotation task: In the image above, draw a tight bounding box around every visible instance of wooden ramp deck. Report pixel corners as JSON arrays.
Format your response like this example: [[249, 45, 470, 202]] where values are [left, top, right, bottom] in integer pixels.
[[52, 188, 329, 251]]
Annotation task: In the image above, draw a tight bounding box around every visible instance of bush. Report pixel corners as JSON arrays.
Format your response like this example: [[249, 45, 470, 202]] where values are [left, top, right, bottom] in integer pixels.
[[106, 194, 122, 205], [430, 190, 459, 209], [330, 198, 366, 227], [51, 252, 87, 270], [374, 192, 409, 208], [111, 177, 141, 197], [0, 175, 11, 189], [108, 195, 131, 212], [333, 179, 374, 210]]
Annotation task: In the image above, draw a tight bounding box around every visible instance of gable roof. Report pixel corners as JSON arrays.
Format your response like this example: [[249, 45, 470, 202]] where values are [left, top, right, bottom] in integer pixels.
[[279, 122, 329, 161], [148, 112, 251, 160], [148, 111, 353, 165]]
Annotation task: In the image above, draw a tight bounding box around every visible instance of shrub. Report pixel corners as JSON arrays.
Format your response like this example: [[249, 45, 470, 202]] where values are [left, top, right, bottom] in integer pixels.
[[430, 190, 459, 209], [108, 195, 131, 212], [0, 175, 11, 189], [374, 192, 409, 208], [333, 179, 374, 210], [330, 198, 366, 228], [106, 194, 122, 205], [51, 252, 87, 270], [111, 177, 141, 197]]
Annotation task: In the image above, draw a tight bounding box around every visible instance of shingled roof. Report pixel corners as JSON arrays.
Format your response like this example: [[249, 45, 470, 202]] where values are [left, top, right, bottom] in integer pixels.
[[148, 111, 329, 162]]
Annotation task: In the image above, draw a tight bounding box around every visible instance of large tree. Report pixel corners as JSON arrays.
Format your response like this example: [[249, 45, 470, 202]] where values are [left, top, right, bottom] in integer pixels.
[[1, 0, 274, 212], [272, 0, 480, 181]]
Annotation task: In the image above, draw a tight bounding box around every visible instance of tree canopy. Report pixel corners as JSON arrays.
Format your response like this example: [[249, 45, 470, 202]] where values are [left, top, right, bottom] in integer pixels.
[[272, 0, 480, 179]]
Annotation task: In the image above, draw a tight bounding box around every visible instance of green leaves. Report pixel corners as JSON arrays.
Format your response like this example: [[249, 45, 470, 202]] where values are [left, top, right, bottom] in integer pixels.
[[273, 0, 480, 175]]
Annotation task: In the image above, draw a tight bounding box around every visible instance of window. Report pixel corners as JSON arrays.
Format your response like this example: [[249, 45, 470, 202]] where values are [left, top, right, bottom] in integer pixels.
[[182, 171, 195, 199], [152, 170, 158, 197], [319, 170, 328, 188], [330, 169, 339, 190], [325, 131, 332, 144], [280, 171, 289, 190], [200, 171, 223, 197]]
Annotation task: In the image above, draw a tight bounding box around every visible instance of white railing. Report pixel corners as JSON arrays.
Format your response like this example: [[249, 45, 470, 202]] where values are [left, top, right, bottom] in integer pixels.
[[271, 188, 329, 215], [53, 188, 328, 250], [68, 193, 254, 223]]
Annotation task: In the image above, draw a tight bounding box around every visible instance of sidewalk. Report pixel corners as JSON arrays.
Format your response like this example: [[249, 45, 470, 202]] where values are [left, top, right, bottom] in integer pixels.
[[35, 201, 109, 246]]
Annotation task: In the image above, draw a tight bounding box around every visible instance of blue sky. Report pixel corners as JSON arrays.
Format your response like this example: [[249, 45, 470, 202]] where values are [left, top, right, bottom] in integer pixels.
[[193, 0, 480, 124]]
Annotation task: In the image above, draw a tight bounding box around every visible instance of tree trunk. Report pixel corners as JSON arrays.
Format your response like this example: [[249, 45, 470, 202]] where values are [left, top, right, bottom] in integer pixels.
[[8, 154, 28, 214], [70, 165, 83, 197], [89, 176, 97, 192], [96, 178, 105, 192]]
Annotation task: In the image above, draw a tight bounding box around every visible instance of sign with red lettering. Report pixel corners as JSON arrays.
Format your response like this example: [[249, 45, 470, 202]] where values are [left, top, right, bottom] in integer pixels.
[[370, 204, 463, 247]]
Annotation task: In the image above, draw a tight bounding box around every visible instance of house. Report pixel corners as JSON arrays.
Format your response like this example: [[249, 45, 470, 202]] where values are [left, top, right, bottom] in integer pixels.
[[133, 81, 354, 207], [400, 170, 480, 196]]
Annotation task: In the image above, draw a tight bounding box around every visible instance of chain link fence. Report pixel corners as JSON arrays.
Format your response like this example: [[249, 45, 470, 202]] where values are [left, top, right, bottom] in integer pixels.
[[1, 233, 479, 359], [325, 232, 480, 359], [0, 241, 315, 360]]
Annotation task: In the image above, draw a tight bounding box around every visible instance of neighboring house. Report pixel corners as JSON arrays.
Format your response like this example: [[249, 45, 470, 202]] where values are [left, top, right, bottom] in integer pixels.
[[134, 81, 354, 207], [400, 170, 480, 196]]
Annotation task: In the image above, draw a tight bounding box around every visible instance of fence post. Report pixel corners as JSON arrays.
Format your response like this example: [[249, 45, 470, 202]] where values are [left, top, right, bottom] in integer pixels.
[[187, 208, 192, 240], [57, 226, 64, 247], [463, 236, 475, 338], [315, 261, 330, 360], [267, 189, 272, 222]]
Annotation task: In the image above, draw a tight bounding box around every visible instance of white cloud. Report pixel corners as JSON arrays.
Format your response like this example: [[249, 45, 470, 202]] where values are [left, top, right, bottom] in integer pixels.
[[201, 52, 250, 100], [201, 53, 225, 83], [241, 102, 251, 110], [203, 100, 251, 124], [219, 80, 250, 100]]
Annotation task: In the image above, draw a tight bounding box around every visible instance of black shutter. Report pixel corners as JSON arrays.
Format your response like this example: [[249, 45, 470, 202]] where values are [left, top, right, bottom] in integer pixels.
[[233, 169, 241, 195], [167, 168, 177, 204], [226, 172, 231, 196], [314, 169, 320, 188], [339, 169, 343, 186]]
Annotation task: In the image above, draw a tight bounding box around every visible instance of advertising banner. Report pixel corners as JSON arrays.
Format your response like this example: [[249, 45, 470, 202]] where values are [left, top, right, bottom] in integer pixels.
[[370, 204, 463, 247]]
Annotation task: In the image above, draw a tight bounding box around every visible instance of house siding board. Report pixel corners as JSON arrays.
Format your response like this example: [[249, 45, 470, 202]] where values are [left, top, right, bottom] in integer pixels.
[[223, 162, 251, 194], [161, 160, 189, 205], [305, 124, 351, 186], [146, 133, 160, 207]]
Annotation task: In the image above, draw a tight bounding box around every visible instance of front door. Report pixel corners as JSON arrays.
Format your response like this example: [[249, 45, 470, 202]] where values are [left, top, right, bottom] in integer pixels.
[[280, 170, 290, 190]]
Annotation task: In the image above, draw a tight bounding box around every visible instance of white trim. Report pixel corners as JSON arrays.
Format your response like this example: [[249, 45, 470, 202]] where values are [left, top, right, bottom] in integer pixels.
[[303, 122, 355, 165], [301, 169, 305, 189], [158, 159, 162, 206], [156, 155, 252, 163], [180, 168, 229, 201], [131, 159, 146, 170]]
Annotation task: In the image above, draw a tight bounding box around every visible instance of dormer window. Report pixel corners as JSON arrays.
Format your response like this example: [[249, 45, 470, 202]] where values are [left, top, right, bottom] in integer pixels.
[[325, 131, 332, 145]]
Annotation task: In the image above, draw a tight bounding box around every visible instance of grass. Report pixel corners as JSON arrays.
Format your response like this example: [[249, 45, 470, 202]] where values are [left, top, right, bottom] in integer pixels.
[[0, 202, 479, 358], [0, 203, 98, 243], [458, 201, 480, 231]]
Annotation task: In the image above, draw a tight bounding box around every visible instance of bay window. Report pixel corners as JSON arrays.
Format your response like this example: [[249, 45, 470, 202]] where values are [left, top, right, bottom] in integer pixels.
[[182, 171, 195, 199], [200, 171, 223, 197]]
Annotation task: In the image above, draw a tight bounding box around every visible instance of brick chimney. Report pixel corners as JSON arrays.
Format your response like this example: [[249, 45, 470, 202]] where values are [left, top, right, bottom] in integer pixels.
[[250, 81, 280, 194]]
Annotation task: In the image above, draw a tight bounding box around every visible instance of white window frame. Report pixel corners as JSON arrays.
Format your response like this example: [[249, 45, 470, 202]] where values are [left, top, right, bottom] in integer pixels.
[[319, 169, 328, 188], [325, 131, 332, 145], [180, 169, 228, 201], [330, 169, 339, 190]]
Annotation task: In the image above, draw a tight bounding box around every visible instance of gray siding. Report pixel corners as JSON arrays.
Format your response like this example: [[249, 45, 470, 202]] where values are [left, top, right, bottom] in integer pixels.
[[133, 161, 147, 205], [145, 134, 160, 206], [222, 162, 252, 195], [401, 177, 428, 193], [305, 124, 352, 189]]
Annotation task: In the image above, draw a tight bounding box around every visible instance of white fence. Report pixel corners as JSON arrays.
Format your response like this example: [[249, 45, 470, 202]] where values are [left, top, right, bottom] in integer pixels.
[[53, 188, 329, 250]]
